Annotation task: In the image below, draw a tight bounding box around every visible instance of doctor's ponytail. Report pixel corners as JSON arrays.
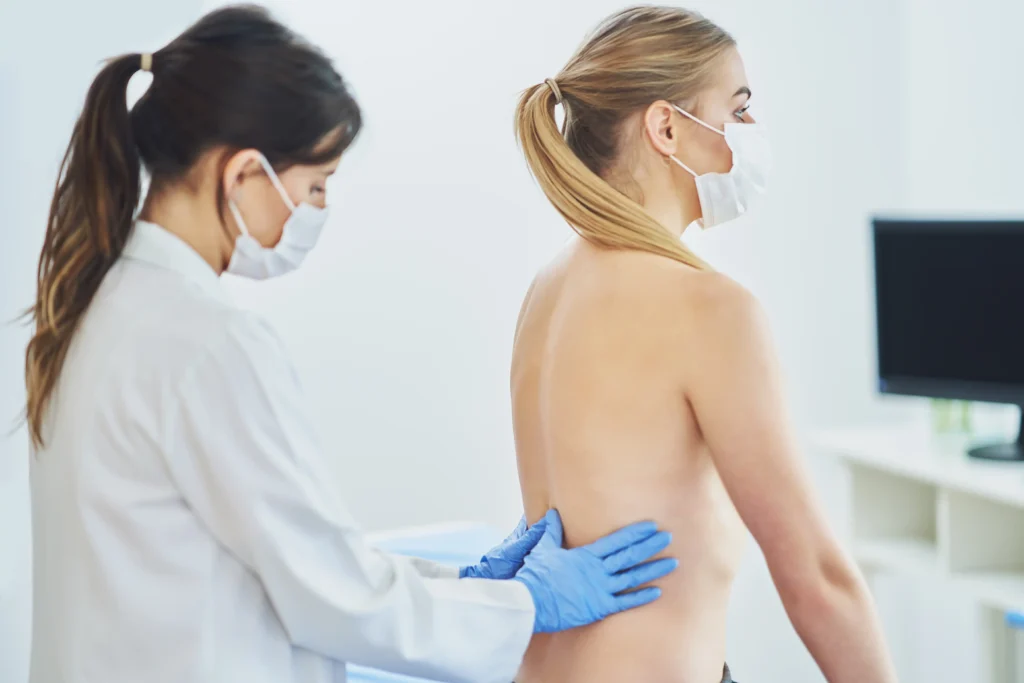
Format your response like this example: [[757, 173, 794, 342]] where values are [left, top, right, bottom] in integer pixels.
[[25, 53, 143, 447], [25, 6, 363, 447], [514, 6, 734, 269]]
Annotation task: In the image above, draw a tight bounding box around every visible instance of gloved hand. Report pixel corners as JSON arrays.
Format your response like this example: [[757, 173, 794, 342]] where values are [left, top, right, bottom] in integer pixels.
[[459, 514, 548, 580], [513, 509, 677, 633]]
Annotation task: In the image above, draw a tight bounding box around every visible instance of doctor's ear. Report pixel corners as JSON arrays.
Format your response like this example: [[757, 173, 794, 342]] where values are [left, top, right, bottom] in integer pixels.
[[643, 101, 682, 158], [221, 149, 265, 197]]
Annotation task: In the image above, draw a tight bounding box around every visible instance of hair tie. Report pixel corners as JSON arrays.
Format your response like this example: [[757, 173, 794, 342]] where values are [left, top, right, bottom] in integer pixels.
[[140, 53, 153, 72], [544, 78, 563, 105]]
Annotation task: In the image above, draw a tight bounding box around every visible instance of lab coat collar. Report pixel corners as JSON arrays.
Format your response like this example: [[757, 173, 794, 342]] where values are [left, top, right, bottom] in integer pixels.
[[122, 221, 225, 299]]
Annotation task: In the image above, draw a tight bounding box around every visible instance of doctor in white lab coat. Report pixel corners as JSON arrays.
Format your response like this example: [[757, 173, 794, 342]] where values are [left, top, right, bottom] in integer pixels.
[[22, 7, 678, 683]]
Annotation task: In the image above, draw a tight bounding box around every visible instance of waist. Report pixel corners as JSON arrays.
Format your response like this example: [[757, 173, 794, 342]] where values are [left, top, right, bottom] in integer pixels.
[[521, 595, 731, 683]]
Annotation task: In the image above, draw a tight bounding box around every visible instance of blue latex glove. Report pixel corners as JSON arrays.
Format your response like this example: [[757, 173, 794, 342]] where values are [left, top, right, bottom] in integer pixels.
[[514, 509, 677, 633], [459, 515, 548, 580]]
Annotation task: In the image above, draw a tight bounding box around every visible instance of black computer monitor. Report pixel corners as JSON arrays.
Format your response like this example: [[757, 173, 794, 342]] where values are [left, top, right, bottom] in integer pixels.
[[872, 217, 1024, 461]]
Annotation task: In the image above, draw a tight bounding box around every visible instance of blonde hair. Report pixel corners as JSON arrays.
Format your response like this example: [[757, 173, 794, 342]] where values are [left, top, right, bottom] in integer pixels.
[[514, 5, 735, 268]]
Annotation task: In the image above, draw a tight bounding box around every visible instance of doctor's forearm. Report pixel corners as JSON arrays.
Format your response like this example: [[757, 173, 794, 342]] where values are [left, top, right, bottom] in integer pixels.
[[403, 555, 461, 579], [258, 540, 534, 683]]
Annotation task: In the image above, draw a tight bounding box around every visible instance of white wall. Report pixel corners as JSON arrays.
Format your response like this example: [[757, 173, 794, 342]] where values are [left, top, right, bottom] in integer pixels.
[[0, 9, 34, 682], [902, 0, 1024, 216], [0, 18, 32, 678], [0, 3, 202, 681], [207, 0, 534, 530]]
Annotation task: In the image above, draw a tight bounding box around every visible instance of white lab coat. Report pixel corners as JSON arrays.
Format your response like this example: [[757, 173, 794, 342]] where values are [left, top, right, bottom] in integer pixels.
[[29, 221, 535, 683]]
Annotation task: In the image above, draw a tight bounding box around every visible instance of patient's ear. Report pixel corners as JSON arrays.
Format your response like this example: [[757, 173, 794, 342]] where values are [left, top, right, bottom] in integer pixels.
[[643, 101, 683, 159]]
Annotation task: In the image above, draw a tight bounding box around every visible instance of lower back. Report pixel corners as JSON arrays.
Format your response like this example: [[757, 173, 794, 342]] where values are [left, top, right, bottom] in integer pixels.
[[511, 243, 747, 683], [515, 459, 745, 683], [521, 601, 731, 683]]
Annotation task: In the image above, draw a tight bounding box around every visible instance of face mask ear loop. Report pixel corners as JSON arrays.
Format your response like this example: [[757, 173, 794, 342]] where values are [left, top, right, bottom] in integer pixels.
[[668, 155, 699, 178], [672, 104, 727, 137], [667, 103, 727, 178], [256, 153, 297, 212], [227, 200, 251, 238]]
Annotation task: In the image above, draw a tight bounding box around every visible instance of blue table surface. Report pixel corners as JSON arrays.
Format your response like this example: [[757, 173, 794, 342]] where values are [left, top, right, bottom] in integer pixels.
[[347, 524, 504, 682]]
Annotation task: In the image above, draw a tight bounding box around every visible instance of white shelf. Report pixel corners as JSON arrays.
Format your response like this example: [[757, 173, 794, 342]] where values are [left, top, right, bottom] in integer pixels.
[[854, 538, 1024, 613], [813, 423, 1024, 683], [957, 571, 1024, 614], [810, 425, 1024, 509], [854, 538, 940, 574]]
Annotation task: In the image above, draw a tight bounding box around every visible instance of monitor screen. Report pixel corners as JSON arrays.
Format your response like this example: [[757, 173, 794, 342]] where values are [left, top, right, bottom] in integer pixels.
[[873, 219, 1024, 400]]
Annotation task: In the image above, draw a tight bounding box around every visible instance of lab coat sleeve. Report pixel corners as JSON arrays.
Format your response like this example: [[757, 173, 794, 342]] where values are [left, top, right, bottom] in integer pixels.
[[403, 557, 460, 580], [162, 313, 534, 683]]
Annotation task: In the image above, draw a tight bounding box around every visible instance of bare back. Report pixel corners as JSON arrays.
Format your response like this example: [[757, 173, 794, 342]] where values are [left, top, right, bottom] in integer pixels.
[[512, 239, 747, 683]]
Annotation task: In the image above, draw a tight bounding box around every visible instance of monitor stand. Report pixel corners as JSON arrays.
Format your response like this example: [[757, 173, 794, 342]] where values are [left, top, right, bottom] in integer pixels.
[[967, 407, 1024, 462]]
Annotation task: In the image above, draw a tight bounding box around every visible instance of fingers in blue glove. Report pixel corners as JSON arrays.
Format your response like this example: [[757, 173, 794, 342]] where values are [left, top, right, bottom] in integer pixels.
[[613, 586, 662, 613], [610, 557, 679, 594], [514, 517, 678, 633], [460, 513, 552, 580], [538, 509, 564, 547], [503, 516, 547, 558], [602, 530, 673, 574], [512, 515, 528, 538], [582, 520, 660, 558], [529, 513, 549, 535]]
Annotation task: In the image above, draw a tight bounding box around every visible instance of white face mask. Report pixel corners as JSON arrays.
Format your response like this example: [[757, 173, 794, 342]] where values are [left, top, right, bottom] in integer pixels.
[[226, 154, 329, 280], [668, 105, 771, 230]]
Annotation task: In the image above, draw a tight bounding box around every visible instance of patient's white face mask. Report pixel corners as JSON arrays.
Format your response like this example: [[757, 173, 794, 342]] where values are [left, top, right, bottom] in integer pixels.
[[667, 105, 771, 230], [226, 154, 329, 280]]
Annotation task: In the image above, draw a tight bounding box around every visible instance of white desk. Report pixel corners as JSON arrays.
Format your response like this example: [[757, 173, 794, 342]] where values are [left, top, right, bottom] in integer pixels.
[[811, 425, 1024, 683]]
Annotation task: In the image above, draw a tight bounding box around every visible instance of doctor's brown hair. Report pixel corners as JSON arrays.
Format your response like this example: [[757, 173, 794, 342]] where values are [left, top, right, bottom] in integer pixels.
[[514, 5, 734, 269], [24, 4, 362, 447]]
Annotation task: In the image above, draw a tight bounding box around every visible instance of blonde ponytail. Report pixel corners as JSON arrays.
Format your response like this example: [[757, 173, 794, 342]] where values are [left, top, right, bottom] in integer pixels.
[[514, 6, 737, 271]]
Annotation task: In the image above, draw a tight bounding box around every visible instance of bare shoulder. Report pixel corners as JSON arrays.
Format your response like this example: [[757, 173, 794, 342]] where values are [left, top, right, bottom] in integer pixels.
[[517, 240, 769, 344], [513, 251, 562, 342], [656, 267, 774, 362], [676, 270, 764, 325]]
